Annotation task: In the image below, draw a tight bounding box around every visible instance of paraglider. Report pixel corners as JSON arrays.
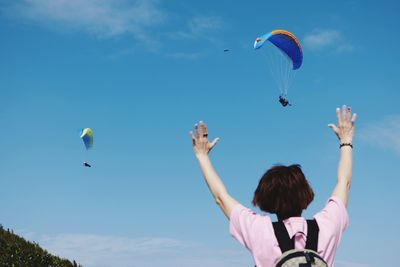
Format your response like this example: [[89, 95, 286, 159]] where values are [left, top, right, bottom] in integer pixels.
[[83, 162, 91, 168], [80, 128, 93, 167], [279, 95, 291, 107], [254, 29, 303, 107]]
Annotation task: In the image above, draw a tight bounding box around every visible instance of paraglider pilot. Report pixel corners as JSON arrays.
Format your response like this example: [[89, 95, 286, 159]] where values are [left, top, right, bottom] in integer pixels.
[[279, 95, 291, 107]]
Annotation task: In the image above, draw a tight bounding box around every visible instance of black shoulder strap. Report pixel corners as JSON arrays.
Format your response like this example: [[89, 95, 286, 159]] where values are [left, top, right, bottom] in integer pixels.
[[305, 219, 319, 251], [273, 219, 320, 253], [272, 221, 294, 253]]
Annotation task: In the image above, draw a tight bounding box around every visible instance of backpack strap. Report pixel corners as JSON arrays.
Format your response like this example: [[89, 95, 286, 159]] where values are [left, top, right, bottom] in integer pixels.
[[305, 219, 319, 251], [272, 221, 294, 253], [273, 219, 320, 253]]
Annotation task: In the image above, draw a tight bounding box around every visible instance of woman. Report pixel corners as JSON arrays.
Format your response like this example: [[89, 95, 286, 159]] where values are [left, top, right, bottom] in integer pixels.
[[190, 106, 357, 267]]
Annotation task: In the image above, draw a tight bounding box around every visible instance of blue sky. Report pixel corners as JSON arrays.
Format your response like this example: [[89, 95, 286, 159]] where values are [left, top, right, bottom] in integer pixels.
[[0, 0, 399, 266]]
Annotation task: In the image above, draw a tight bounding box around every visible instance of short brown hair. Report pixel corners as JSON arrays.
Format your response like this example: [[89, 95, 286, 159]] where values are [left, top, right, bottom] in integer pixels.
[[252, 164, 314, 220]]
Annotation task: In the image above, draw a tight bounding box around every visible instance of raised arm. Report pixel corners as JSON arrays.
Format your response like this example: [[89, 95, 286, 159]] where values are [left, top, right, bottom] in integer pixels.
[[190, 121, 239, 219], [328, 105, 357, 207]]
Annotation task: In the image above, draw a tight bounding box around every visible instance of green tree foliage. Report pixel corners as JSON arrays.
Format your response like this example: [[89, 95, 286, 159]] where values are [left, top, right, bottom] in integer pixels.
[[0, 224, 82, 267]]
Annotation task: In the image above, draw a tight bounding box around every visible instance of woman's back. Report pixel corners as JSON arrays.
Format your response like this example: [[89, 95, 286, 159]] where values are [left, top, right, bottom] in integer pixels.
[[229, 196, 348, 267]]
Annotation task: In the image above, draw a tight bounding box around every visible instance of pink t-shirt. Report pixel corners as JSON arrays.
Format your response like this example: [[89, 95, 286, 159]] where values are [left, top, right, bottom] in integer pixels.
[[229, 196, 348, 267]]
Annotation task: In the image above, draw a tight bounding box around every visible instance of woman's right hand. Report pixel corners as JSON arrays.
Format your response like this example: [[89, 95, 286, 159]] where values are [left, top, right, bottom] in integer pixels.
[[328, 105, 357, 144], [190, 121, 219, 159]]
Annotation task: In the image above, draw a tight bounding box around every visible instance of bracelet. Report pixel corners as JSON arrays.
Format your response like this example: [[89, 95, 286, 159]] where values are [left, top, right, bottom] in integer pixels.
[[339, 143, 353, 149]]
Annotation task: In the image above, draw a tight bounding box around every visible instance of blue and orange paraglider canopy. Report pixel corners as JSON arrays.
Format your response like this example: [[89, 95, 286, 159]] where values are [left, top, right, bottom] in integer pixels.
[[254, 29, 303, 70]]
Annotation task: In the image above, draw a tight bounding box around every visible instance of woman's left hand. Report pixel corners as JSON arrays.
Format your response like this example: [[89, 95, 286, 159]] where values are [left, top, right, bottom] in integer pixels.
[[190, 121, 219, 158]]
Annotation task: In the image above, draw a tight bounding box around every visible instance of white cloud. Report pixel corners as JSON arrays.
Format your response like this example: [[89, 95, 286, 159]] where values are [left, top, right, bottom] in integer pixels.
[[165, 16, 224, 59], [39, 234, 186, 266], [303, 30, 340, 48], [2, 0, 166, 46], [303, 29, 353, 52], [1, 2, 227, 53], [359, 115, 400, 154], [188, 16, 224, 36], [21, 232, 250, 267], [169, 15, 224, 40]]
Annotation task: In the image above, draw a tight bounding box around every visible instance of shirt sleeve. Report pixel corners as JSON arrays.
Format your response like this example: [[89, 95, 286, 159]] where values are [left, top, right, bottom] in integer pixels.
[[314, 196, 349, 265], [315, 196, 349, 232], [229, 203, 272, 252]]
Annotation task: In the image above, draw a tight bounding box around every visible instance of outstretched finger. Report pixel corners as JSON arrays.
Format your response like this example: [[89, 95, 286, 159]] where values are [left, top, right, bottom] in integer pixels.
[[341, 105, 347, 121], [328, 123, 339, 134], [189, 131, 196, 145], [194, 123, 200, 138], [209, 137, 219, 151], [351, 113, 357, 124], [199, 121, 208, 138], [328, 124, 340, 140], [346, 106, 352, 121]]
